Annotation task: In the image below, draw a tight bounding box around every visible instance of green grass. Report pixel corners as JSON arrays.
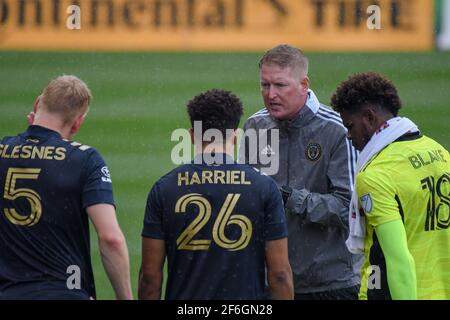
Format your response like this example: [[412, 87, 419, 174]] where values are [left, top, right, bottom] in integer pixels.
[[0, 51, 449, 299]]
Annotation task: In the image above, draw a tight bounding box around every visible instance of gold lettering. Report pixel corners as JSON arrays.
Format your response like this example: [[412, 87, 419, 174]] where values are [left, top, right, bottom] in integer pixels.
[[54, 147, 66, 161], [230, 170, 240, 184], [10, 145, 22, 159], [190, 172, 201, 185], [241, 172, 251, 185], [0, 144, 4, 157], [178, 172, 190, 186], [214, 171, 225, 184], [202, 171, 213, 184], [2, 145, 10, 158], [44, 146, 55, 160], [226, 171, 231, 184], [31, 146, 45, 160], [21, 146, 32, 159]]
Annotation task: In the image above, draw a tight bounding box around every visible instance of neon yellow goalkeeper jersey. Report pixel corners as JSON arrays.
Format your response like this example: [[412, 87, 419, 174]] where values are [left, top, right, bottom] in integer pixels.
[[356, 134, 450, 300]]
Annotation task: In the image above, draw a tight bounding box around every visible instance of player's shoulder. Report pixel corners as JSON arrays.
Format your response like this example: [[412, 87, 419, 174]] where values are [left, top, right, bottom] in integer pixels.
[[60, 138, 106, 166], [357, 156, 395, 193], [61, 138, 93, 152], [0, 134, 21, 145], [419, 135, 449, 153], [241, 165, 279, 192], [61, 138, 100, 157], [152, 164, 190, 188]]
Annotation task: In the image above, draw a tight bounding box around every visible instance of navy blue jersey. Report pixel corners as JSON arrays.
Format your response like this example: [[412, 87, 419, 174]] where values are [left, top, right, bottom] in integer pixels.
[[0, 125, 114, 299], [142, 154, 287, 300]]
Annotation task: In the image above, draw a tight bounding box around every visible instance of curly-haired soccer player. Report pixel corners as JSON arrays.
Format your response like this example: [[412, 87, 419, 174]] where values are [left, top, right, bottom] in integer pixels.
[[139, 89, 293, 300], [331, 72, 450, 300]]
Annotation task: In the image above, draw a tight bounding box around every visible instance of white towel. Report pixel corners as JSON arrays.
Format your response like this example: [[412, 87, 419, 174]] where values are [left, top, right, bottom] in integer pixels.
[[346, 117, 419, 254]]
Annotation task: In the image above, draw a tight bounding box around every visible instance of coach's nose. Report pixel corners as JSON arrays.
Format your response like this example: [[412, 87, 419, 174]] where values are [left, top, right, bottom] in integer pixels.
[[268, 86, 278, 100]]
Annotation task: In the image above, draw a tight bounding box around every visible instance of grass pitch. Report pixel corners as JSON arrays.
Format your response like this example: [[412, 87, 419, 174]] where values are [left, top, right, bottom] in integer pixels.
[[0, 51, 449, 299]]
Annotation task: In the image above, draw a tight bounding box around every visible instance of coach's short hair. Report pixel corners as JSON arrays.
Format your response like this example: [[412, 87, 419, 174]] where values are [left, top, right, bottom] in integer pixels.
[[331, 72, 402, 116], [258, 44, 309, 77], [40, 75, 92, 124], [187, 89, 243, 136]]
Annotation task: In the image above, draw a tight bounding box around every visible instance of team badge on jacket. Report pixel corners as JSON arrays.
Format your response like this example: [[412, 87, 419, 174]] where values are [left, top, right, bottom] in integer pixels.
[[305, 142, 322, 161]]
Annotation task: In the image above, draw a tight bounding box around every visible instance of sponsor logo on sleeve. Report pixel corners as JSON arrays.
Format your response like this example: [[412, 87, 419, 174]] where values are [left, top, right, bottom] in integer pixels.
[[360, 193, 373, 214], [101, 166, 112, 183]]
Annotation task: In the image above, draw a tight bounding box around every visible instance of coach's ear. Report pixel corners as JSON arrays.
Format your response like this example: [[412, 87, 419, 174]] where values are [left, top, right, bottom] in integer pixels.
[[300, 76, 310, 95]]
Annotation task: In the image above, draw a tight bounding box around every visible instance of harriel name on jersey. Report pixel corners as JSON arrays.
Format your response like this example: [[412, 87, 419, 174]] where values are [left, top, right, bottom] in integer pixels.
[[177, 170, 252, 186]]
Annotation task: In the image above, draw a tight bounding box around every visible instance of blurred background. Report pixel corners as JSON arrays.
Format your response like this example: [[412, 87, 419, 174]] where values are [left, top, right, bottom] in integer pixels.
[[1, 0, 449, 299]]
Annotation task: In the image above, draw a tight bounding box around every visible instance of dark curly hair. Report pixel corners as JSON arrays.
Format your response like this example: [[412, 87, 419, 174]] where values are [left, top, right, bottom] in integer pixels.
[[187, 89, 243, 136], [331, 72, 402, 116]]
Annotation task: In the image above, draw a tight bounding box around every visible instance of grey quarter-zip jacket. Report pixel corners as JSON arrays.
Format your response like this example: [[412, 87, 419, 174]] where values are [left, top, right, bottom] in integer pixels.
[[239, 90, 362, 294]]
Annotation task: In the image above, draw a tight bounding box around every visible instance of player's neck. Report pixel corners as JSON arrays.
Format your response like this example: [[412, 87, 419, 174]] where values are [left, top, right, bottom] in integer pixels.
[[196, 142, 234, 157], [33, 115, 72, 140]]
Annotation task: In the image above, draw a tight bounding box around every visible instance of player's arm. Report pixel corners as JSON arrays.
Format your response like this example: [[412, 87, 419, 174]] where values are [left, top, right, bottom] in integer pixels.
[[357, 169, 417, 299], [139, 182, 166, 300], [264, 179, 294, 299], [375, 220, 417, 300], [87, 203, 133, 300], [266, 238, 294, 299], [138, 237, 165, 300]]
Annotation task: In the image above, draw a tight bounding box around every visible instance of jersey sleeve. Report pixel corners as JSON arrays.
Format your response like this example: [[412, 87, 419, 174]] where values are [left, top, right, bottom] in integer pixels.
[[81, 150, 115, 209], [142, 181, 165, 239], [356, 168, 401, 227], [264, 178, 288, 240]]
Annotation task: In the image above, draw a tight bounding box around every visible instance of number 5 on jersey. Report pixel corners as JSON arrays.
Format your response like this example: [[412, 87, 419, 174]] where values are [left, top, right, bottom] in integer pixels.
[[175, 193, 253, 251], [3, 168, 42, 226]]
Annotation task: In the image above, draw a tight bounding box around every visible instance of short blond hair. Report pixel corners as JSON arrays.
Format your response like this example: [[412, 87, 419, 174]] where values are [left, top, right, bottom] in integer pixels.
[[40, 75, 92, 124], [259, 44, 309, 78]]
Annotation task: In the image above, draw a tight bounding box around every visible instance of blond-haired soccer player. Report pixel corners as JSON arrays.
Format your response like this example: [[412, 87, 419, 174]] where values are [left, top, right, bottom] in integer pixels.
[[0, 75, 132, 300], [331, 72, 450, 300]]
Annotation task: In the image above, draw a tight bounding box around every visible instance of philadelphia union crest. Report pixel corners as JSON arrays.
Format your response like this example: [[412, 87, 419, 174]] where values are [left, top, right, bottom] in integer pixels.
[[305, 142, 322, 161]]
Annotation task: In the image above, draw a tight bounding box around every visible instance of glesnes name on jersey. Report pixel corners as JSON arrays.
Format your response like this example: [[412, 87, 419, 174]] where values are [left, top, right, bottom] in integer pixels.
[[178, 170, 252, 186], [0, 144, 66, 161]]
